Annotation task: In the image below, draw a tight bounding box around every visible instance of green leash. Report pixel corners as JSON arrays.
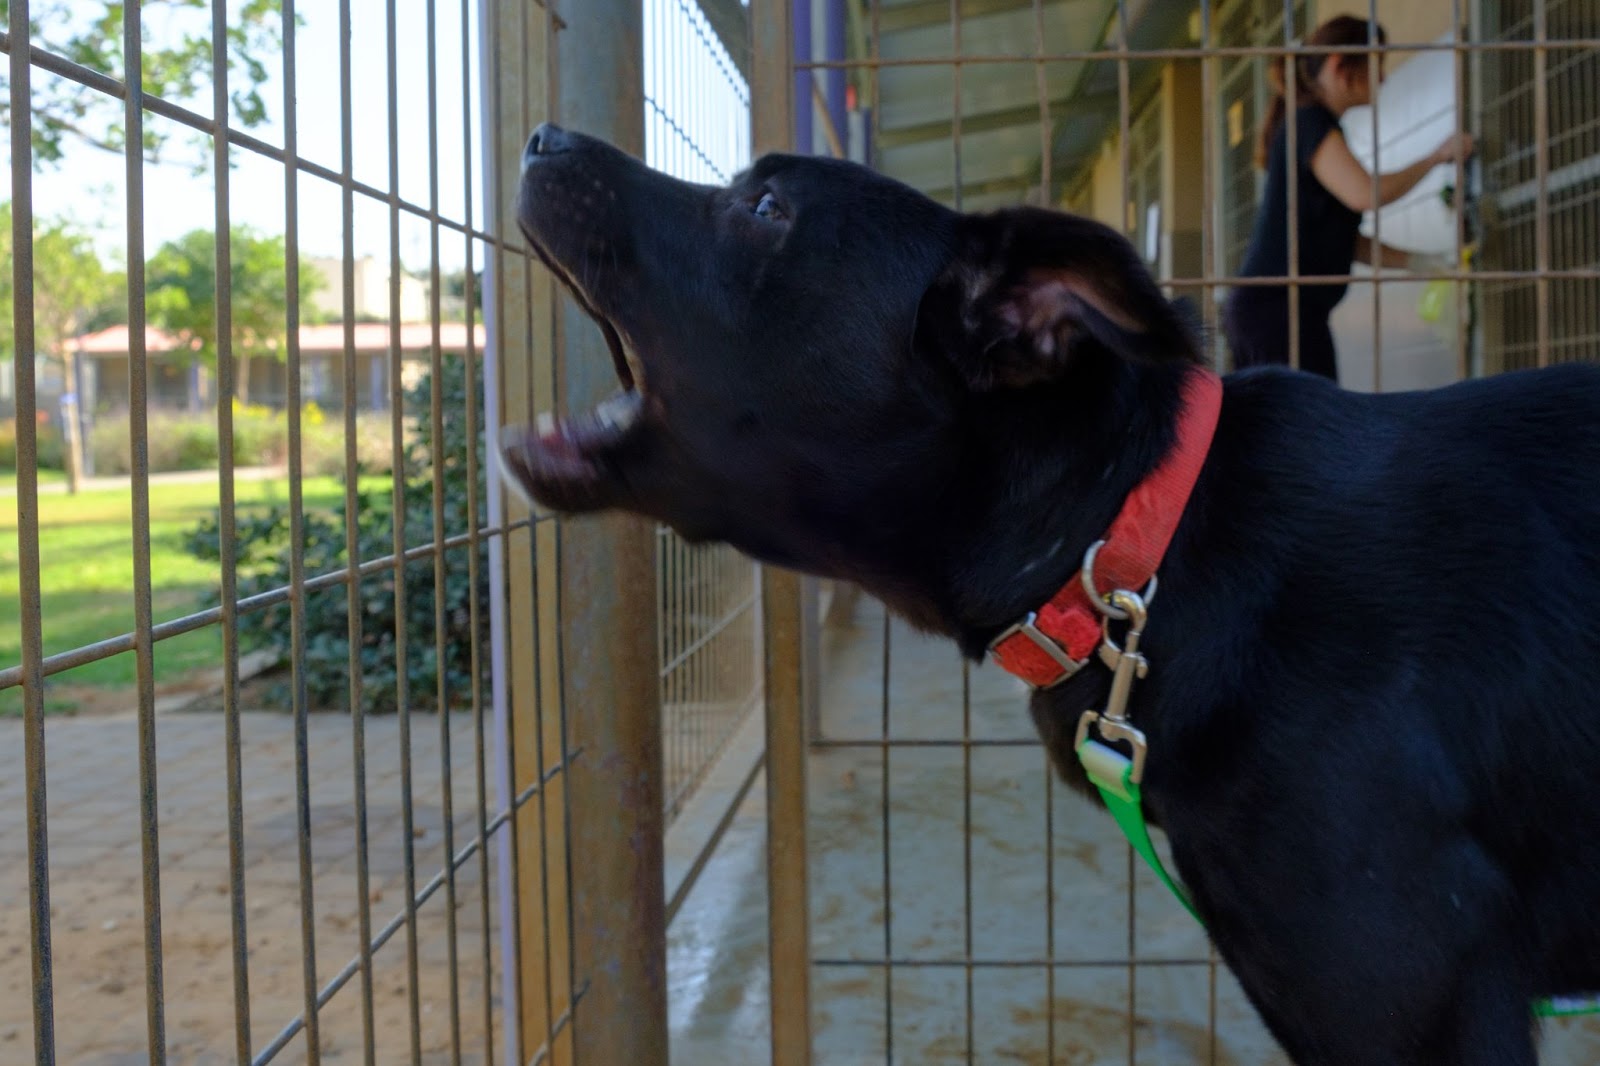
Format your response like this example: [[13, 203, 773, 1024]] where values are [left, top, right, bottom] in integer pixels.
[[1076, 734, 1199, 922], [1073, 590, 1600, 1020]]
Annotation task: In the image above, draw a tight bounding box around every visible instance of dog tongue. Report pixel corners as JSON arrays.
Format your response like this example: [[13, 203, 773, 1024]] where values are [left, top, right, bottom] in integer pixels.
[[534, 412, 585, 459]]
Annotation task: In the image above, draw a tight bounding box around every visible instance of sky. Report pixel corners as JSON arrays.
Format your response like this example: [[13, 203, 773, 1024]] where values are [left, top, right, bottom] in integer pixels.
[[6, 0, 753, 282], [7, 0, 487, 274]]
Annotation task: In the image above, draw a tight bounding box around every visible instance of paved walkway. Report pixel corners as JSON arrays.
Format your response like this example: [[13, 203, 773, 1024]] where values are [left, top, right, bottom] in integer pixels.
[[665, 598, 1600, 1065], [9, 611, 1600, 1065], [0, 709, 498, 1065]]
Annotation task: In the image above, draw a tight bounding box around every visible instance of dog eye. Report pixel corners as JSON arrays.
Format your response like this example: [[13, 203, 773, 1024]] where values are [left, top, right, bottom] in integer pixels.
[[753, 192, 786, 221]]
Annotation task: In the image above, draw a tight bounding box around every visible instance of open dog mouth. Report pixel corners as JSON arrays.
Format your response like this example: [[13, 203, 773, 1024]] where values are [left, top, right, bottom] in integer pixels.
[[497, 235, 649, 507]]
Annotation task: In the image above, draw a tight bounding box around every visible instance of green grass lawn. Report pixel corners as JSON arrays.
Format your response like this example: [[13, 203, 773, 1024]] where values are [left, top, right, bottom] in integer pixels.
[[0, 472, 376, 716]]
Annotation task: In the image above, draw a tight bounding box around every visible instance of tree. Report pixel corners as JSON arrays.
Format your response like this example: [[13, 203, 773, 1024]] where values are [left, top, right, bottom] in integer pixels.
[[0, 202, 115, 493], [441, 268, 484, 323], [0, 0, 283, 170], [185, 356, 490, 713], [146, 226, 321, 405]]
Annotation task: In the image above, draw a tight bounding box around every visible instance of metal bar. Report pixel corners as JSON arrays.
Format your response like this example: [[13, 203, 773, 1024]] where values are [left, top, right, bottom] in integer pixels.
[[278, 0, 323, 1058], [208, 0, 253, 1061], [1044, 750, 1057, 1062], [1197, 8, 1223, 1011], [421, 0, 466, 1059], [524, 5, 560, 1053], [962, 662, 974, 1061], [781, 38, 1600, 66], [825, 0, 848, 153], [7, 28, 1599, 88], [551, 5, 667, 1063], [458, 0, 495, 1058], [880, 612, 895, 1060], [952, 0, 964, 213], [382, 0, 426, 1057], [8, 0, 54, 1060], [1174, 268, 1600, 285], [951, 2, 971, 1055], [809, 735, 1042, 748], [1034, 7, 1057, 1052], [749, 0, 809, 1050], [814, 956, 1218, 969], [1534, 0, 1551, 366], [519, 5, 558, 1055], [1198, 0, 1217, 370], [484, 1, 527, 1053], [1369, 0, 1382, 392], [337, 0, 379, 1054], [810, 78, 848, 157], [1032, 0, 1050, 200], [763, 567, 813, 1066], [794, 0, 813, 152], [120, 3, 168, 1061], [1453, 0, 1469, 381], [1284, 2, 1300, 372], [1114, 5, 1136, 1053]]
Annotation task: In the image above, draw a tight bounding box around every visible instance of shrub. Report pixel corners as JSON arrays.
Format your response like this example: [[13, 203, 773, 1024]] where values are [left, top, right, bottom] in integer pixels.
[[0, 419, 66, 471], [232, 401, 289, 468], [185, 355, 489, 713], [88, 404, 402, 475], [301, 412, 399, 478], [89, 410, 218, 474]]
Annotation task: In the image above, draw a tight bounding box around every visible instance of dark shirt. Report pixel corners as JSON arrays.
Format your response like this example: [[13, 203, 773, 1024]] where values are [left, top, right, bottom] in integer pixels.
[[1237, 103, 1362, 313]]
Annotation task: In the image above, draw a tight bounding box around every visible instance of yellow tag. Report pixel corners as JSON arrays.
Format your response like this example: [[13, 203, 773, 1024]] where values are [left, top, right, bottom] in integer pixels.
[[1417, 280, 1449, 323], [1227, 100, 1245, 147]]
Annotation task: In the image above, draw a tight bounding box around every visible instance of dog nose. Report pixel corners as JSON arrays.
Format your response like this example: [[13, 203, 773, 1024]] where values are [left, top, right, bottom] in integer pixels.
[[523, 123, 571, 170]]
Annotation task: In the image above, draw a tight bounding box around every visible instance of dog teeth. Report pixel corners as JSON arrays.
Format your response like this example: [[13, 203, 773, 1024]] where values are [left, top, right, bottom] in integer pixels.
[[593, 391, 643, 432]]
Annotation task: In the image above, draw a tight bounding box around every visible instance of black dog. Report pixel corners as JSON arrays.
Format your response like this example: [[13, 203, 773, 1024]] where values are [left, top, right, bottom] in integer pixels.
[[500, 123, 1600, 1065]]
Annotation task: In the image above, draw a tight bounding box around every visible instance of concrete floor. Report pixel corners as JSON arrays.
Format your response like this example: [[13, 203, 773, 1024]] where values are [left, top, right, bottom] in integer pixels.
[[667, 597, 1600, 1065]]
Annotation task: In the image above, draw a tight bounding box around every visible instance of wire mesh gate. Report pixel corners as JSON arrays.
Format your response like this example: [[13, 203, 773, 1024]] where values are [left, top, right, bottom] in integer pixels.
[[751, 0, 1600, 1063], [6, 1, 1600, 1065], [1, 2, 760, 1064], [1, 1, 577, 1061]]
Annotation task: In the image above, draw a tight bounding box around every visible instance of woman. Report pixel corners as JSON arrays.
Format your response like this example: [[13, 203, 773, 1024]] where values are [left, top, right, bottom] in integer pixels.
[[1222, 16, 1474, 382]]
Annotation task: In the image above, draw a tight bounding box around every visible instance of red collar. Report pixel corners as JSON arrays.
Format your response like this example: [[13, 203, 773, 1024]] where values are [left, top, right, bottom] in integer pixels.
[[989, 369, 1224, 688]]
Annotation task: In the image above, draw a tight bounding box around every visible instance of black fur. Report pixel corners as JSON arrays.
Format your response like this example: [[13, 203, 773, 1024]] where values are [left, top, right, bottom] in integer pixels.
[[503, 124, 1600, 1065]]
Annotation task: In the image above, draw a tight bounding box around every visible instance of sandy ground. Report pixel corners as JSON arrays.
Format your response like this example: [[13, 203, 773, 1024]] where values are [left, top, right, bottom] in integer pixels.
[[0, 708, 506, 1066]]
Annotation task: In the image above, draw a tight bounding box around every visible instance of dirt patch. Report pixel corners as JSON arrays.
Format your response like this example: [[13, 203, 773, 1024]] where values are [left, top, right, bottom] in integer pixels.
[[0, 711, 510, 1065]]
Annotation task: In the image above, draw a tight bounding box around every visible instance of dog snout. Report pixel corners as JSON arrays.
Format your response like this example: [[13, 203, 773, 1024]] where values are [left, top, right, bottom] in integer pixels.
[[523, 123, 572, 172]]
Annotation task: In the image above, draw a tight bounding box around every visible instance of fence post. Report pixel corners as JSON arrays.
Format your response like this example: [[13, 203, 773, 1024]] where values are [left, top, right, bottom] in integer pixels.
[[548, 4, 668, 1065], [749, 3, 812, 1064]]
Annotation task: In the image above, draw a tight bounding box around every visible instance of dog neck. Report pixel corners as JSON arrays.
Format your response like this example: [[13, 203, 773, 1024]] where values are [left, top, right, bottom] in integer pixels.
[[935, 356, 1203, 661]]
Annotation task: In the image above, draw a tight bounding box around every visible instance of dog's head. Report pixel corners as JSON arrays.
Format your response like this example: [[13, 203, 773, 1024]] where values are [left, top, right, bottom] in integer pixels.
[[500, 124, 1199, 589]]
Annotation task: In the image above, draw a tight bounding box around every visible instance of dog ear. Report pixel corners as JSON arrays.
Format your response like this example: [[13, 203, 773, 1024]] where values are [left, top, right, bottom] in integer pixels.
[[918, 208, 1197, 390]]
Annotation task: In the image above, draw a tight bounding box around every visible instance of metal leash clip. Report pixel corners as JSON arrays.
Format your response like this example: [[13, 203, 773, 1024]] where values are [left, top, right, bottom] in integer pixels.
[[1074, 586, 1152, 784]]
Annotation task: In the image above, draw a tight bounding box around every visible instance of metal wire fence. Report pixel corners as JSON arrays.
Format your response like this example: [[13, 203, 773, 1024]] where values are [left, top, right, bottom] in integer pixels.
[[2, 1, 583, 1062], [755, 0, 1600, 1062], [644, 0, 764, 830], [8, 0, 1600, 1063]]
